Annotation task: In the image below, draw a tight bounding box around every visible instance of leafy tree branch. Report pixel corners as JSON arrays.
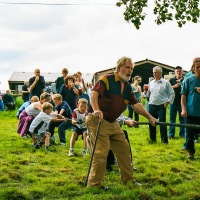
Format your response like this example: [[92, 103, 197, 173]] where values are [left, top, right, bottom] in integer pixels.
[[116, 0, 200, 29]]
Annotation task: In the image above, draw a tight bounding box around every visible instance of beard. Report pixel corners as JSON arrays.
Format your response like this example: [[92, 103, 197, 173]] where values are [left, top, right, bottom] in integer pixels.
[[118, 72, 131, 83]]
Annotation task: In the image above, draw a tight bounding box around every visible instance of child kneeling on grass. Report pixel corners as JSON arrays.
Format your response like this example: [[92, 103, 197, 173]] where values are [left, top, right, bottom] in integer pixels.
[[16, 96, 39, 119], [68, 98, 88, 157], [29, 102, 53, 151]]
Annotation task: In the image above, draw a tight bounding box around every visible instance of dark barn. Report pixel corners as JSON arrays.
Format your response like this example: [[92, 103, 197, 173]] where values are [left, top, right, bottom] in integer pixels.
[[92, 59, 188, 87]]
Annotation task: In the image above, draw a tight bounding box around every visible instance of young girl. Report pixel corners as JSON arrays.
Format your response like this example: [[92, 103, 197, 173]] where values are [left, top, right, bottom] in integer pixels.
[[16, 96, 39, 119], [68, 98, 88, 156], [29, 102, 53, 150], [17, 92, 51, 137]]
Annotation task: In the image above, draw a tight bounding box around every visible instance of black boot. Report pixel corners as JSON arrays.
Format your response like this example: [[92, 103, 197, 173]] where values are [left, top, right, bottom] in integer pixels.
[[106, 164, 113, 172]]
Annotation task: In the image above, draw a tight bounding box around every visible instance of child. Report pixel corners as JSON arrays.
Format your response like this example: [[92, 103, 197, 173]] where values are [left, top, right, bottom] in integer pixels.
[[16, 96, 39, 119], [68, 98, 88, 156], [49, 94, 73, 145], [29, 102, 53, 150], [17, 92, 51, 138]]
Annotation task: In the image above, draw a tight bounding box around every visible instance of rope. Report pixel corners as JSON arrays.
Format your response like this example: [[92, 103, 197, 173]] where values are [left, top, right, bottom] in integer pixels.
[[136, 121, 200, 129]]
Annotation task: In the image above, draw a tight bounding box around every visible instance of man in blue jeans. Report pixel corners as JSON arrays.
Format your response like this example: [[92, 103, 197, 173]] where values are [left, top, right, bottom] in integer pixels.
[[146, 66, 175, 144], [168, 66, 185, 139]]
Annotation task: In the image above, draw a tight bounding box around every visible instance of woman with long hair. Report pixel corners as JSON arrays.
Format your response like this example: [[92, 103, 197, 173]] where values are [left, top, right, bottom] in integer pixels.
[[127, 76, 142, 127]]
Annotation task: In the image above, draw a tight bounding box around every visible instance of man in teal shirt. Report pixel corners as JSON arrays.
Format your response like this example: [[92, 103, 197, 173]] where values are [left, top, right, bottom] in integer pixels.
[[181, 57, 200, 160]]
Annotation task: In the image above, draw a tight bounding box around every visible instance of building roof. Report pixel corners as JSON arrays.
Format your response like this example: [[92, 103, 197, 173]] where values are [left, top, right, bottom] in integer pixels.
[[92, 58, 188, 83], [8, 71, 93, 83]]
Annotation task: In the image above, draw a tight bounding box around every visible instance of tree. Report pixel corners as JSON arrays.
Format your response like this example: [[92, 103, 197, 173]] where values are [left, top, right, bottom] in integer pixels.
[[116, 0, 200, 29]]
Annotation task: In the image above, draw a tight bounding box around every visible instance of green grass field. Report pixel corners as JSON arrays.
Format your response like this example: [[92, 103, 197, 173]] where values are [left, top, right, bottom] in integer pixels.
[[0, 100, 199, 200]]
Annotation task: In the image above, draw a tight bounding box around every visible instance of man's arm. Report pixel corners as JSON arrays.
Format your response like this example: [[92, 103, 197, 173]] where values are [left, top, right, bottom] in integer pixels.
[[164, 82, 175, 108], [81, 78, 87, 93], [181, 94, 187, 117], [29, 77, 39, 91], [2, 95, 8, 103], [116, 114, 131, 126], [40, 76, 46, 93], [117, 114, 137, 127], [167, 82, 175, 104], [70, 83, 80, 95], [90, 90, 103, 119], [22, 86, 30, 94], [90, 91, 99, 111], [11, 95, 15, 103], [139, 87, 142, 103], [132, 102, 156, 126]]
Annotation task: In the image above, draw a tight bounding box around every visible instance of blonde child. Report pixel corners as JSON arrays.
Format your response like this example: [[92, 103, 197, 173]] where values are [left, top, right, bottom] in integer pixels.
[[49, 94, 73, 145], [29, 102, 53, 150], [68, 98, 88, 156]]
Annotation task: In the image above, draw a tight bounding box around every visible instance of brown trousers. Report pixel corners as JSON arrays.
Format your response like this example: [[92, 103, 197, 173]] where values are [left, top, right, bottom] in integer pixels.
[[86, 114, 134, 187]]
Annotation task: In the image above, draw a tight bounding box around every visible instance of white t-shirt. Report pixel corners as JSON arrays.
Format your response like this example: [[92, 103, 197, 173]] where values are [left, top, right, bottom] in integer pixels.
[[29, 111, 51, 134], [72, 108, 87, 129]]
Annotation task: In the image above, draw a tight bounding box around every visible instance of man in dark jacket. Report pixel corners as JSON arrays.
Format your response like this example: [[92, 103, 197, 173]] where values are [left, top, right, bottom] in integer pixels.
[[168, 66, 185, 139], [55, 68, 68, 93], [3, 90, 16, 110], [29, 69, 45, 99]]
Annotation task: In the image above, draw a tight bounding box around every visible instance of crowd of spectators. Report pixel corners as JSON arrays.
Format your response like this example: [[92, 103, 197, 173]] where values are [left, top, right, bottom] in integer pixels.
[[1, 57, 199, 170]]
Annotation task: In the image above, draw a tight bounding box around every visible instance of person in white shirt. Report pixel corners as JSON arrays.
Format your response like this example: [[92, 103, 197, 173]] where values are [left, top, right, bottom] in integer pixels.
[[29, 102, 53, 150], [144, 66, 175, 144], [68, 98, 88, 157]]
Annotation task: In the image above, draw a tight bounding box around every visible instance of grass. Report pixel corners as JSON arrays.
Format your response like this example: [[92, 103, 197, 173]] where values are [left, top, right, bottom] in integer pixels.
[[0, 98, 199, 200]]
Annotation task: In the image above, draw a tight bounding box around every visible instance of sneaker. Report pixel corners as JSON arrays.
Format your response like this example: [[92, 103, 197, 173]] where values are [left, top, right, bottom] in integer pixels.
[[60, 142, 66, 146], [50, 136, 57, 144], [22, 134, 29, 139], [133, 166, 137, 171], [187, 153, 194, 160], [34, 143, 42, 149], [45, 146, 50, 151], [82, 149, 87, 156], [68, 149, 74, 157], [32, 143, 37, 147], [106, 164, 113, 172], [133, 181, 142, 186], [51, 135, 56, 140], [100, 186, 109, 191]]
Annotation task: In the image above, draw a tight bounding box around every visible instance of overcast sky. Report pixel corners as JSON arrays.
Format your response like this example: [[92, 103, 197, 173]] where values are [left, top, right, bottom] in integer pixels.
[[0, 0, 199, 90]]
